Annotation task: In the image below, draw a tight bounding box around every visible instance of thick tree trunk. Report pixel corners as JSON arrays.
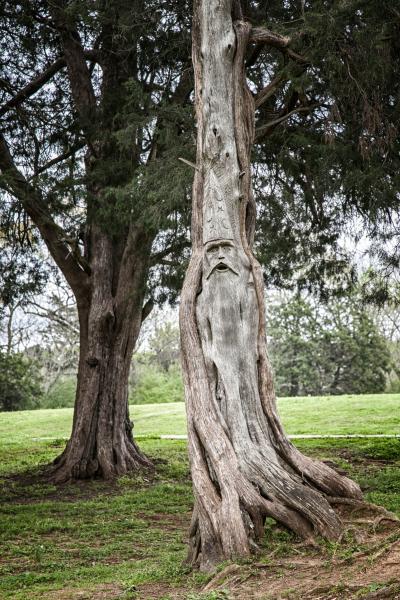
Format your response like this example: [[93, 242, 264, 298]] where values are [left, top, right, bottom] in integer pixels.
[[179, 0, 362, 571], [50, 227, 153, 483]]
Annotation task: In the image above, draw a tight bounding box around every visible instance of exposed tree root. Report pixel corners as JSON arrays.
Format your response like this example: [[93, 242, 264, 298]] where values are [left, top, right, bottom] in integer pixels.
[[200, 517, 400, 599], [328, 497, 399, 521]]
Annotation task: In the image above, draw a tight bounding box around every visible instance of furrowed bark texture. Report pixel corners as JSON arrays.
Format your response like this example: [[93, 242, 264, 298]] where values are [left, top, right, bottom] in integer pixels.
[[51, 226, 154, 483], [179, 0, 362, 571]]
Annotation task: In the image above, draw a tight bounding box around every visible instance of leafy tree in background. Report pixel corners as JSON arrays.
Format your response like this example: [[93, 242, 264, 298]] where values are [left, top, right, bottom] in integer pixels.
[[0, 0, 192, 481], [269, 294, 392, 396], [148, 320, 180, 372], [130, 319, 182, 403], [130, 361, 183, 404], [0, 352, 42, 411]]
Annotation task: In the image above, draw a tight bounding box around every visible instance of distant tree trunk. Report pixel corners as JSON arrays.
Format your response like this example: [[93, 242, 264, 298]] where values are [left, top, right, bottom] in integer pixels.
[[51, 227, 154, 483], [179, 0, 362, 571]]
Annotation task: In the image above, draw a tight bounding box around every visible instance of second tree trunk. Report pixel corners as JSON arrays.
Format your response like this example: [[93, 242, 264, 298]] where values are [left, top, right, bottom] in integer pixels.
[[51, 229, 153, 483], [180, 0, 362, 571]]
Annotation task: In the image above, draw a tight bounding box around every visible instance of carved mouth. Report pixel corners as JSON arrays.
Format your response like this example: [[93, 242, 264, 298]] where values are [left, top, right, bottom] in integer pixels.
[[206, 261, 239, 279], [215, 263, 229, 272]]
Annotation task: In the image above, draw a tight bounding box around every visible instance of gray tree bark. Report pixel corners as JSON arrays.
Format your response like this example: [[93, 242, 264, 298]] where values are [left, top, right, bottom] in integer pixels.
[[179, 0, 362, 571]]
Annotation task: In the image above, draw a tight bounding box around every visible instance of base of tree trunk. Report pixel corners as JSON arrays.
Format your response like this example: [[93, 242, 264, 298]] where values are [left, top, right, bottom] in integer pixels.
[[49, 414, 153, 483]]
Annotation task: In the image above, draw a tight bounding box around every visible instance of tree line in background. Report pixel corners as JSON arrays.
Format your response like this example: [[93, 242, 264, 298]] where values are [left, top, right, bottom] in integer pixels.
[[1, 287, 398, 412]]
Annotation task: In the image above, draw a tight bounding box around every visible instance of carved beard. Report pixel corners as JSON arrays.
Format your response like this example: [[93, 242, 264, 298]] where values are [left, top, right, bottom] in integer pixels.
[[197, 250, 259, 430]]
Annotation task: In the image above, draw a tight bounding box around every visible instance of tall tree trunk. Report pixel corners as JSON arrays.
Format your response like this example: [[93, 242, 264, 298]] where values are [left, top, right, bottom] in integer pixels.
[[179, 0, 362, 571], [50, 227, 153, 483]]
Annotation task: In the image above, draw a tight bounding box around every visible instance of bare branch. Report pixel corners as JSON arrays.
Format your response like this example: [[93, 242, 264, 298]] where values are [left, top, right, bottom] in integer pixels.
[[254, 74, 286, 109], [255, 104, 319, 139], [249, 27, 291, 49], [178, 157, 198, 171], [25, 302, 80, 335], [249, 27, 308, 64]]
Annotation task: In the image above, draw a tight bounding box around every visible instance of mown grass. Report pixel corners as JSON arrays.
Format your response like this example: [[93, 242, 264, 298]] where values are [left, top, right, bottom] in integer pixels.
[[0, 399, 399, 599], [0, 393, 399, 447], [0, 436, 399, 599], [0, 439, 201, 599]]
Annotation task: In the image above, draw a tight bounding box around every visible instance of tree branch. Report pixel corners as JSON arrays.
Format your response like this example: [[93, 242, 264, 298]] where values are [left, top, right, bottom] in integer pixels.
[[0, 132, 90, 300], [26, 302, 80, 335], [50, 2, 98, 145], [249, 27, 308, 64], [0, 50, 100, 119], [29, 140, 86, 178], [255, 104, 319, 139], [150, 240, 190, 266], [249, 26, 291, 48], [0, 57, 66, 118], [141, 299, 154, 323], [254, 74, 286, 109]]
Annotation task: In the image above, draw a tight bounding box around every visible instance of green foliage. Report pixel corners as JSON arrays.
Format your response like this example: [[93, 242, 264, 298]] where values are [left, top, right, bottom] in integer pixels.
[[41, 376, 76, 409], [269, 294, 392, 396], [148, 321, 180, 372], [0, 352, 42, 411], [1, 0, 399, 311], [130, 362, 183, 405], [251, 0, 400, 295]]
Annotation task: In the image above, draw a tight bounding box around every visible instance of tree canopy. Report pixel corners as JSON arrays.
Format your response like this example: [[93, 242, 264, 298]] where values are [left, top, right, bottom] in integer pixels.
[[1, 0, 399, 306], [245, 0, 400, 296]]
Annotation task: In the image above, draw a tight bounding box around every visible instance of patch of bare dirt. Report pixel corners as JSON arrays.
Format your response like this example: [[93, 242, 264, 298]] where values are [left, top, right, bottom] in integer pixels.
[[136, 511, 191, 532], [202, 508, 400, 600], [1, 467, 158, 505], [42, 583, 123, 599], [135, 582, 189, 599]]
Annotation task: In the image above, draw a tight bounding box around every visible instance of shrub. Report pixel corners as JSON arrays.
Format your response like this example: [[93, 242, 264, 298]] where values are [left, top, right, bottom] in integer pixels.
[[130, 362, 183, 404], [0, 352, 42, 411], [41, 376, 76, 408]]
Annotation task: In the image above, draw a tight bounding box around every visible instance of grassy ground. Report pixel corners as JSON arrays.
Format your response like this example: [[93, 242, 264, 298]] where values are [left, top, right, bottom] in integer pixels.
[[0, 397, 399, 599], [1, 393, 399, 447]]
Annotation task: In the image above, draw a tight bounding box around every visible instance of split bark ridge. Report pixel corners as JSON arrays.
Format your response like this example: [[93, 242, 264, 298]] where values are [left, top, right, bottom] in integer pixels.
[[180, 0, 362, 571]]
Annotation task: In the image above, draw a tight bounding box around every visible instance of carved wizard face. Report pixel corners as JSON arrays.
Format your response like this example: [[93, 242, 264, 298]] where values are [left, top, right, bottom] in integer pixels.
[[204, 239, 239, 279]]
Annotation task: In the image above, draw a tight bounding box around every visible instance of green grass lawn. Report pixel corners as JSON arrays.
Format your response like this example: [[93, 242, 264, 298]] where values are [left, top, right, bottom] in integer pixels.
[[0, 393, 398, 448], [0, 396, 399, 599], [0, 435, 399, 599]]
